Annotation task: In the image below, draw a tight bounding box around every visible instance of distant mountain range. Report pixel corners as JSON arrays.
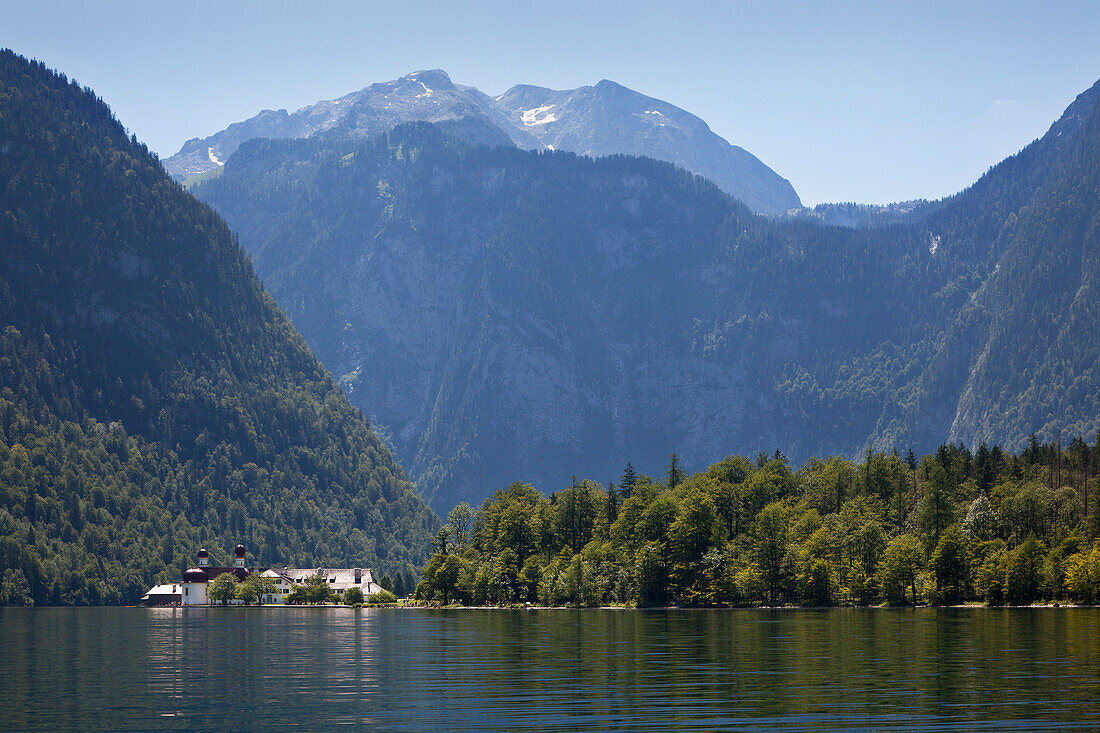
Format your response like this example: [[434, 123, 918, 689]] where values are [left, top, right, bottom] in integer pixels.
[[164, 70, 801, 215], [193, 76, 1100, 513]]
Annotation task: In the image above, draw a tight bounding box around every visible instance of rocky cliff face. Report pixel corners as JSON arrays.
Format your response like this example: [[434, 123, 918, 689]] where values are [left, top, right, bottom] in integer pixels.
[[166, 70, 799, 214], [193, 127, 921, 512]]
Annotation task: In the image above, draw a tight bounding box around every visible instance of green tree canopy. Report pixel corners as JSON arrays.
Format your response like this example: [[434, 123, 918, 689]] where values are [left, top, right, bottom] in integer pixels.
[[208, 573, 239, 605]]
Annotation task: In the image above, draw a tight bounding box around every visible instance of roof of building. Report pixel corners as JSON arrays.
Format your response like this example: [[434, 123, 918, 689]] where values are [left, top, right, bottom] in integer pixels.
[[142, 584, 182, 598], [182, 567, 250, 583], [265, 567, 380, 593], [273, 567, 373, 582], [260, 569, 292, 581]]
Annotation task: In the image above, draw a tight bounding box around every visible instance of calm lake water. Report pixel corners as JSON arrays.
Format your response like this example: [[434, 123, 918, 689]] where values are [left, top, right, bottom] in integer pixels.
[[1, 607, 1098, 731]]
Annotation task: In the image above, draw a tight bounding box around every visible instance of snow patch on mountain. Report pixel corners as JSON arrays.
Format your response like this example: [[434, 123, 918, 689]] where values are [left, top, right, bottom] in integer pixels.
[[522, 105, 558, 126]]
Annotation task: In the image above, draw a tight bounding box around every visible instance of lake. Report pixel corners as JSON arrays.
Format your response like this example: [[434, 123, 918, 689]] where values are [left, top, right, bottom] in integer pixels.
[[1, 607, 1097, 731]]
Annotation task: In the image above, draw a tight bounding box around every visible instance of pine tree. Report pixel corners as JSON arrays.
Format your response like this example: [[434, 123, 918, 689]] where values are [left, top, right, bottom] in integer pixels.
[[606, 481, 619, 528], [667, 453, 685, 488], [621, 463, 638, 499], [976, 443, 995, 496]]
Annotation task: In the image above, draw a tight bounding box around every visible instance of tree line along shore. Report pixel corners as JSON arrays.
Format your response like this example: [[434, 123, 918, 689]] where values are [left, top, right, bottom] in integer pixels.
[[415, 437, 1100, 608]]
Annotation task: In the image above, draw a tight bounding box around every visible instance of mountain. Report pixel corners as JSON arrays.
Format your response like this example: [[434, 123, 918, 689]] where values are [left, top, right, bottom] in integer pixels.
[[0, 50, 437, 605], [496, 80, 801, 214], [191, 126, 922, 513], [164, 70, 799, 215], [193, 77, 1100, 514], [166, 70, 535, 181]]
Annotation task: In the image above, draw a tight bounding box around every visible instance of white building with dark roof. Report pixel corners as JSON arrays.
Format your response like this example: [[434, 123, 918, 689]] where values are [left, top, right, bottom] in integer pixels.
[[264, 566, 382, 603]]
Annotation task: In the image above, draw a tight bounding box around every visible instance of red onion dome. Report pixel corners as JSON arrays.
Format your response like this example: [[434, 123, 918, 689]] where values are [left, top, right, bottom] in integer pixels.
[[183, 567, 208, 582], [196, 548, 209, 559], [234, 544, 246, 559]]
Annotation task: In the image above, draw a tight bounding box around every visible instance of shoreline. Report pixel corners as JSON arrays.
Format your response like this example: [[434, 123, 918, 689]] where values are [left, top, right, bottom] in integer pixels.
[[116, 602, 1098, 610]]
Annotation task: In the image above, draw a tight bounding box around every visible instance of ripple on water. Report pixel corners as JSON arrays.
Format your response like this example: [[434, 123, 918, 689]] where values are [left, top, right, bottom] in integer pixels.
[[0, 607, 1098, 731]]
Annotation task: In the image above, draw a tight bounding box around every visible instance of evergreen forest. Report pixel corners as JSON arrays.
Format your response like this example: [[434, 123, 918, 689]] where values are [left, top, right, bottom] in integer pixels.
[[417, 438, 1100, 607], [0, 51, 438, 606]]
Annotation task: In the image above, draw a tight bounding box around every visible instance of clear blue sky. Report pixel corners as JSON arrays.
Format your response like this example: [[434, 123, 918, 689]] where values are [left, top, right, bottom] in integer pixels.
[[5, 0, 1100, 205]]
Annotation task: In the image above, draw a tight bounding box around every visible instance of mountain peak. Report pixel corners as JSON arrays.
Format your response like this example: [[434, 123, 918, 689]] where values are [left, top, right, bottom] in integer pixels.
[[361, 69, 458, 99], [402, 69, 455, 91], [501, 83, 551, 96], [594, 79, 627, 91], [1045, 76, 1100, 144]]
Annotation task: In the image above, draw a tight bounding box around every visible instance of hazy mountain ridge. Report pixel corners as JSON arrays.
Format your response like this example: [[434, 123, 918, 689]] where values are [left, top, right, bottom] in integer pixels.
[[785, 200, 936, 228], [167, 70, 527, 180], [165, 70, 800, 214]]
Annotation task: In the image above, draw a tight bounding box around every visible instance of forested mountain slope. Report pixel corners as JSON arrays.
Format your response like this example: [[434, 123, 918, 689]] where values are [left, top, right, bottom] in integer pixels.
[[880, 78, 1100, 449], [164, 70, 798, 214], [195, 77, 1100, 515], [0, 51, 437, 606]]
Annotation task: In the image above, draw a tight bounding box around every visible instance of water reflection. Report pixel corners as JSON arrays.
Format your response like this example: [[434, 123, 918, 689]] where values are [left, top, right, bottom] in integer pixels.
[[0, 607, 1097, 731]]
